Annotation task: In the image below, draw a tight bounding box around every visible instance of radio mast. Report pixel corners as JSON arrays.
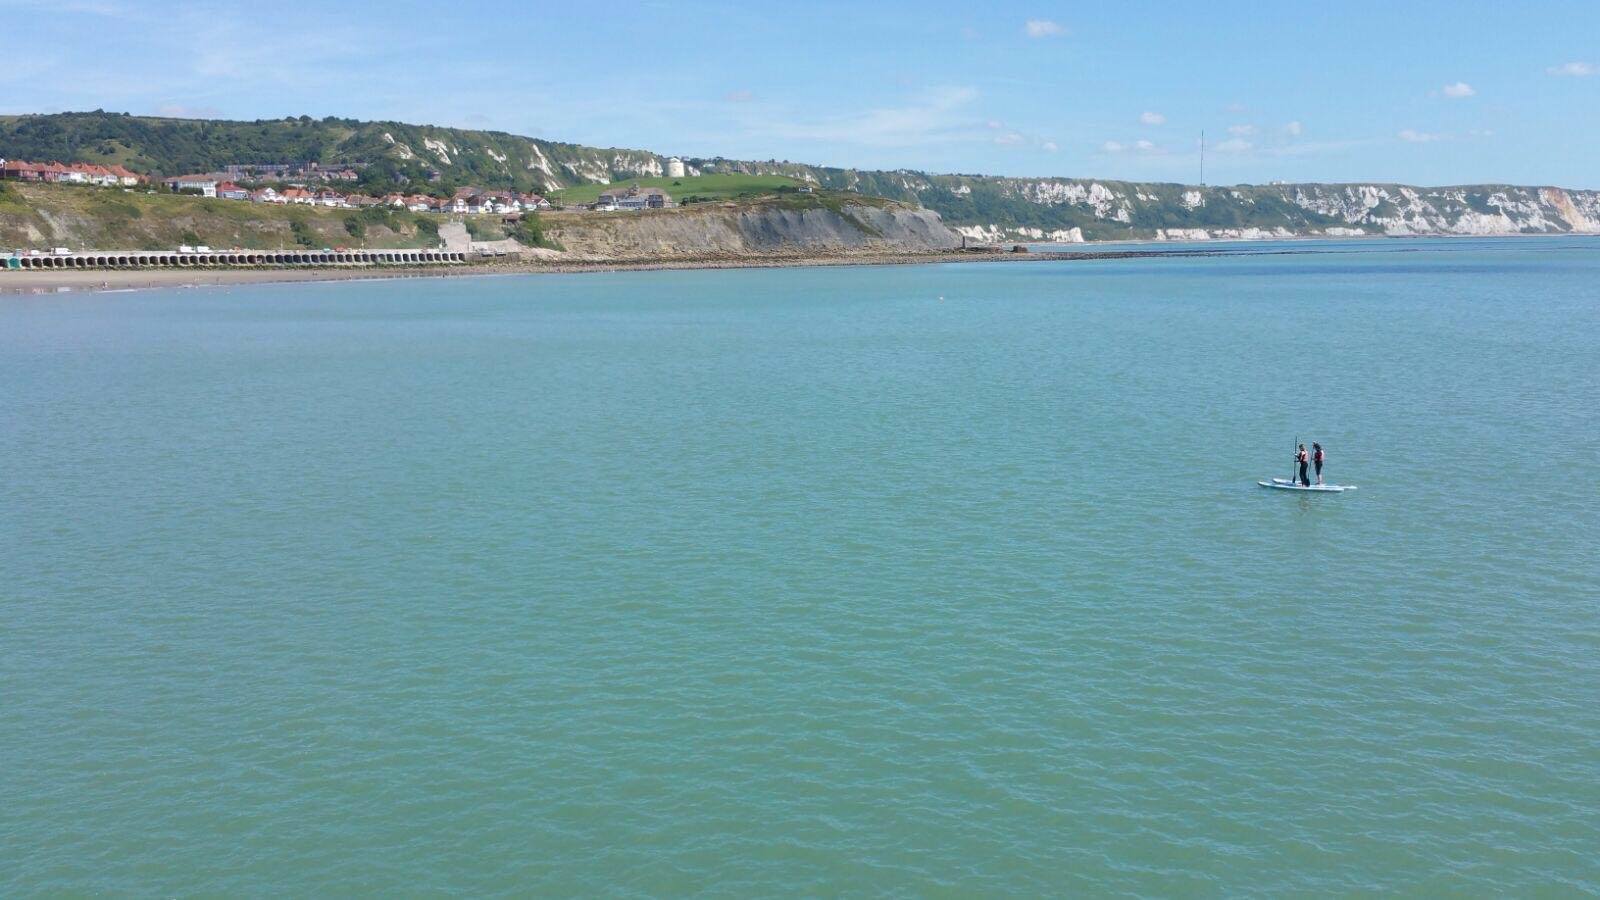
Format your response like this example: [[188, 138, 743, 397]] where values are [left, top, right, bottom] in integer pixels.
[[1200, 130, 1206, 186]]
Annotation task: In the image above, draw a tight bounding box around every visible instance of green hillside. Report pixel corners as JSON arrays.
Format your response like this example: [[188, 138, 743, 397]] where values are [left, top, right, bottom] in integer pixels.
[[0, 182, 442, 251], [0, 111, 668, 198], [550, 174, 803, 205], [5, 111, 1598, 241]]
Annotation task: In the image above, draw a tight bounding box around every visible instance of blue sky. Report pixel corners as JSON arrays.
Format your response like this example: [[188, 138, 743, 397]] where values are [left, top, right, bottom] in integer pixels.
[[2, 0, 1597, 187]]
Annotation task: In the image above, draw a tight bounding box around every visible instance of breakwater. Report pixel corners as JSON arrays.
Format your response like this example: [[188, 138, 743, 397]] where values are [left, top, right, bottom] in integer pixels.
[[3, 248, 468, 271]]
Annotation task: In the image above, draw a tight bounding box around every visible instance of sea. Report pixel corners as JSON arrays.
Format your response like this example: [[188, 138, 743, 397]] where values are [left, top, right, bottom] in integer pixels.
[[3, 237, 1597, 895]]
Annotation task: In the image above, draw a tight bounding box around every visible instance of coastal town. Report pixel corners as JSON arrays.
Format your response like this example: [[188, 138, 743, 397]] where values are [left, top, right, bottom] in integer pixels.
[[0, 157, 676, 214], [2, 142, 914, 275], [1, 159, 146, 186]]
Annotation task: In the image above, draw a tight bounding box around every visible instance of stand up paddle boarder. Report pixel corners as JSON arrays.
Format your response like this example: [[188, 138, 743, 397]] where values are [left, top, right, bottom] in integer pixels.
[[1260, 439, 1355, 493]]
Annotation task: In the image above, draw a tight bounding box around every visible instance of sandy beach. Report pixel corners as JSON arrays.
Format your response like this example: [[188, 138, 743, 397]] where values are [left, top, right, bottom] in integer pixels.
[[0, 250, 1092, 295]]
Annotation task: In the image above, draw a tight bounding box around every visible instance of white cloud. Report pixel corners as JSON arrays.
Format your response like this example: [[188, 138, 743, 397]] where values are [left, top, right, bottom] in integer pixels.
[[993, 131, 1025, 145], [1102, 139, 1157, 153], [1547, 61, 1595, 77], [179, 12, 383, 91], [724, 89, 754, 102], [1245, 137, 1382, 159], [155, 103, 221, 119], [1041, 141, 1059, 152], [1442, 81, 1476, 98], [1285, 120, 1304, 136], [986, 119, 1004, 129], [763, 85, 986, 148], [1139, 111, 1166, 126], [1227, 124, 1256, 136], [1398, 128, 1443, 143], [1024, 19, 1064, 38], [1214, 138, 1252, 153]]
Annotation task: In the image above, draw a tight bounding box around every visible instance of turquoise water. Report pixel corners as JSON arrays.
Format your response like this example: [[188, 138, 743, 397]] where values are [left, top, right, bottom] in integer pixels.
[[3, 239, 1598, 895]]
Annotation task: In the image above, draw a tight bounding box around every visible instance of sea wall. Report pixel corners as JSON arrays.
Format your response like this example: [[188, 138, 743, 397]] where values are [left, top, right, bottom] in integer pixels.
[[2, 249, 466, 271]]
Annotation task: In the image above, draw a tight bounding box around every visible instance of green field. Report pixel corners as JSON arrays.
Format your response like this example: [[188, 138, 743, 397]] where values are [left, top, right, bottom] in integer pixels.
[[549, 173, 805, 206]]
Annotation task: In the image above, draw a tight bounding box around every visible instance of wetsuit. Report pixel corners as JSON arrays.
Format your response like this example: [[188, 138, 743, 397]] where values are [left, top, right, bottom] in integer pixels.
[[1313, 447, 1324, 481], [1297, 451, 1310, 486]]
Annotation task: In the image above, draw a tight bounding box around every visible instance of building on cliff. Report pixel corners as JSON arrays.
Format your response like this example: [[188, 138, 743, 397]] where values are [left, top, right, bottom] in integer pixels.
[[596, 185, 672, 210]]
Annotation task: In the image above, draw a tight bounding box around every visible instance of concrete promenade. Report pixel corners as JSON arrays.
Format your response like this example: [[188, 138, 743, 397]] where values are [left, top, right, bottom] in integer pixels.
[[4, 248, 469, 271]]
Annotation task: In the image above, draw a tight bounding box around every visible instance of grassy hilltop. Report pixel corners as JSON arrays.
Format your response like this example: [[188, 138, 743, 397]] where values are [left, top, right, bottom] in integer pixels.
[[0, 111, 669, 197], [6, 111, 1599, 241], [550, 174, 803, 205]]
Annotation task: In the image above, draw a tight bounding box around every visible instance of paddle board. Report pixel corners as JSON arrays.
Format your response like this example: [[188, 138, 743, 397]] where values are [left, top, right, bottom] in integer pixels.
[[1259, 478, 1356, 493]]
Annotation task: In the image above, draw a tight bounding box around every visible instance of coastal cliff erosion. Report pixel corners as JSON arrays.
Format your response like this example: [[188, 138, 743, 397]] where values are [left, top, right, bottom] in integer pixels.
[[933, 181, 1600, 243], [539, 200, 962, 261]]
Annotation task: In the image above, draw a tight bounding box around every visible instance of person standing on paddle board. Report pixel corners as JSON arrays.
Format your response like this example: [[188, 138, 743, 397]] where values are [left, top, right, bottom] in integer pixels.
[[1312, 442, 1325, 485], [1296, 444, 1310, 487]]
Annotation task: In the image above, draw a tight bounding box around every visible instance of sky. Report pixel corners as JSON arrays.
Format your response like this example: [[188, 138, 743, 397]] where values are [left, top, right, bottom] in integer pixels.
[[2, 0, 1597, 187]]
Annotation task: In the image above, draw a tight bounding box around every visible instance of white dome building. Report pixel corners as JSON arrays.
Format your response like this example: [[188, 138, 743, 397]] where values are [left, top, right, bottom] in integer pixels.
[[666, 157, 686, 178]]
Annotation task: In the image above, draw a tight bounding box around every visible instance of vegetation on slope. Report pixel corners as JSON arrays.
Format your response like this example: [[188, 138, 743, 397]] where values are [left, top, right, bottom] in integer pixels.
[[548, 173, 804, 205], [0, 183, 443, 251], [677, 164, 1361, 239], [7, 112, 1592, 242], [510, 214, 560, 250], [0, 111, 665, 197]]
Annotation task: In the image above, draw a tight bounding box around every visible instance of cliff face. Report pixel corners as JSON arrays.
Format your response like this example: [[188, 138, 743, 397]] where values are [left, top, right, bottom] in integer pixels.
[[0, 181, 961, 257], [9, 112, 1599, 243], [692, 163, 1600, 241], [541, 201, 961, 259], [1277, 184, 1600, 236]]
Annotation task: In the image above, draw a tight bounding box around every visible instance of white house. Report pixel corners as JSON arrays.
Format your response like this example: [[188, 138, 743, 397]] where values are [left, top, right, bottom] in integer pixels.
[[65, 163, 123, 186], [167, 174, 220, 197]]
